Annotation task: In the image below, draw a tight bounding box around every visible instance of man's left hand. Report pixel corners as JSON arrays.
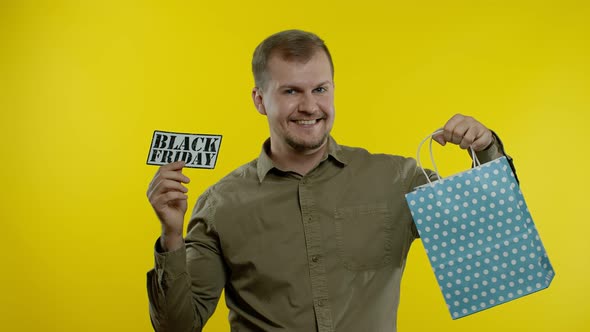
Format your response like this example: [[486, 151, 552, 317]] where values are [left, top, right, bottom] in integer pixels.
[[433, 114, 493, 152]]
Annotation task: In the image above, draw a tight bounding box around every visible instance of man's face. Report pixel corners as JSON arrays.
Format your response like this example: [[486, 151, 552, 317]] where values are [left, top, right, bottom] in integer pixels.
[[253, 51, 335, 154]]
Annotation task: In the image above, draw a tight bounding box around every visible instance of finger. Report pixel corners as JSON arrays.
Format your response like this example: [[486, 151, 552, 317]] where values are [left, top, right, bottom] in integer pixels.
[[432, 132, 446, 146], [160, 160, 186, 172], [150, 178, 189, 198], [149, 161, 187, 188], [458, 120, 492, 151], [153, 161, 186, 180], [451, 124, 469, 145], [152, 191, 188, 208], [471, 129, 493, 151], [446, 120, 470, 145], [442, 114, 466, 144], [148, 171, 190, 197], [149, 168, 190, 190], [148, 179, 189, 200], [162, 191, 188, 202], [459, 126, 479, 149], [158, 170, 190, 184]]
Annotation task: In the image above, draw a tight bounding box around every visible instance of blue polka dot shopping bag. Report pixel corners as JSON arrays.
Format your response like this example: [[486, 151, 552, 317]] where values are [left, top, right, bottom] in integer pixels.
[[405, 131, 555, 319]]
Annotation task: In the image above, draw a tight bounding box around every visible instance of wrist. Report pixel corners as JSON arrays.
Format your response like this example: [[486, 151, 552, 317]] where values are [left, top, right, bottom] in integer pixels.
[[481, 132, 496, 152], [160, 231, 184, 252]]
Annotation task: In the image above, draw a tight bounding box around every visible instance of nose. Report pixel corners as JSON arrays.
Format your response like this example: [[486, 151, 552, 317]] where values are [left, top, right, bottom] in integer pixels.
[[298, 92, 319, 114]]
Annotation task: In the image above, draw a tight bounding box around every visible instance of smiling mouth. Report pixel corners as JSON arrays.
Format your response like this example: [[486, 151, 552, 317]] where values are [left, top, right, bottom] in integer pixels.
[[293, 119, 321, 125]]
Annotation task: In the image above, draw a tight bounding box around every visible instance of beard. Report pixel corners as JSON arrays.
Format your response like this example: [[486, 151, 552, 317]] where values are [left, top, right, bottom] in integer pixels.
[[285, 131, 329, 152]]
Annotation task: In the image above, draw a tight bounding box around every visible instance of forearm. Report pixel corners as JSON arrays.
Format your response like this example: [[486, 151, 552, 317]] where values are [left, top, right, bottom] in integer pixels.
[[148, 243, 204, 332]]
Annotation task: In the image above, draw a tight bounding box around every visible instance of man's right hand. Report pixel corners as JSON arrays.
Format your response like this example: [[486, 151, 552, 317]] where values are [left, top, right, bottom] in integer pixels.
[[147, 161, 191, 252]]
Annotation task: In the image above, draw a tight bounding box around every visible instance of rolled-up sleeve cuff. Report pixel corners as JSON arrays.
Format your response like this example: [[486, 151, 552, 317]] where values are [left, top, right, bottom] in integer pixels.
[[154, 238, 187, 280], [475, 131, 503, 163]]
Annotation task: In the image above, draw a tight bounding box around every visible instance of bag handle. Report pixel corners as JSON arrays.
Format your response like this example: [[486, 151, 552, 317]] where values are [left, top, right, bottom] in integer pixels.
[[417, 129, 481, 185]]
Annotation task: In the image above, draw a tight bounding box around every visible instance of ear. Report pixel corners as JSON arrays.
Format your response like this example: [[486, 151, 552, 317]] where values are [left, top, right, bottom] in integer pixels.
[[252, 87, 267, 115]]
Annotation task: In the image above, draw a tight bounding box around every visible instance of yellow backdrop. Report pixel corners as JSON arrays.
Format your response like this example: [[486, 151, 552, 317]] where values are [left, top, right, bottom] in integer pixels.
[[1, 0, 588, 331]]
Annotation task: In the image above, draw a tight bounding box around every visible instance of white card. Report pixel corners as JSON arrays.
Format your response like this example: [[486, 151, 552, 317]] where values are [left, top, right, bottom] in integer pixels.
[[146, 130, 222, 169]]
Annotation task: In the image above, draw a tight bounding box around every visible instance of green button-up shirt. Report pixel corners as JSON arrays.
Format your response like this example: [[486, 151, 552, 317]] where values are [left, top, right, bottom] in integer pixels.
[[147, 136, 504, 332]]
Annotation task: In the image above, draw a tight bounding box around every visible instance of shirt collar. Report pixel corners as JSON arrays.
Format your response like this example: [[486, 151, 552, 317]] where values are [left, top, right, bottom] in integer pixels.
[[256, 136, 348, 183]]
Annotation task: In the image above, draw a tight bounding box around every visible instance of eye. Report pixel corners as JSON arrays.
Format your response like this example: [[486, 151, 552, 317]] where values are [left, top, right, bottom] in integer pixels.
[[314, 86, 327, 93], [284, 88, 296, 95]]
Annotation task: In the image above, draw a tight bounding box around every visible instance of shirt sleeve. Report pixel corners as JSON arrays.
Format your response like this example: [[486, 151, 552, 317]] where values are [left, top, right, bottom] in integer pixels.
[[147, 190, 227, 332], [475, 131, 519, 183]]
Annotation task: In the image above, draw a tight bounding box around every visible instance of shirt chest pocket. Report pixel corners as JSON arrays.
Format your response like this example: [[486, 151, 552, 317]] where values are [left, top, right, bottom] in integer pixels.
[[334, 203, 394, 271]]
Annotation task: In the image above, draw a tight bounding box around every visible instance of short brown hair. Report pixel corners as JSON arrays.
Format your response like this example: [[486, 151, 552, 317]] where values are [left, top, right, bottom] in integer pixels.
[[252, 29, 334, 89]]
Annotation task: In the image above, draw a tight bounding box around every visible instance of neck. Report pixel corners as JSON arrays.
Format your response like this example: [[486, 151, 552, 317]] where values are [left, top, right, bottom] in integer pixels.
[[269, 139, 329, 176]]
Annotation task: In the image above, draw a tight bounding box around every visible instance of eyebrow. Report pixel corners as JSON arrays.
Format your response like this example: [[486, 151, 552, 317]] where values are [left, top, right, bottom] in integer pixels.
[[277, 81, 333, 90]]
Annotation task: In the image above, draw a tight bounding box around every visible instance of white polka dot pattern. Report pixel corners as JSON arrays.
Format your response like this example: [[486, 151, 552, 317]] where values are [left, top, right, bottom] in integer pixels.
[[405, 156, 555, 319]]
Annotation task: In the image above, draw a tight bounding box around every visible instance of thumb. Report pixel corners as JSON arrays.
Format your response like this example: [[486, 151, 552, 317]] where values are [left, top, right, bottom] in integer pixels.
[[432, 133, 446, 146]]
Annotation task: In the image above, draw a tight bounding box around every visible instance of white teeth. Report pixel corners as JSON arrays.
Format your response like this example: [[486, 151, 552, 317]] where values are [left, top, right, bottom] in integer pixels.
[[296, 120, 317, 125]]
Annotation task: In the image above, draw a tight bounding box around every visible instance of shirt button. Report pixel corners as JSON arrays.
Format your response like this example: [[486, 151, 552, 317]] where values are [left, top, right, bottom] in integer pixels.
[[311, 255, 319, 263], [317, 299, 324, 307]]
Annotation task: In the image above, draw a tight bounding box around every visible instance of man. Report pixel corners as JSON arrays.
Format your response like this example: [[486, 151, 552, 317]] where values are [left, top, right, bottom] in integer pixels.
[[146, 30, 508, 332]]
